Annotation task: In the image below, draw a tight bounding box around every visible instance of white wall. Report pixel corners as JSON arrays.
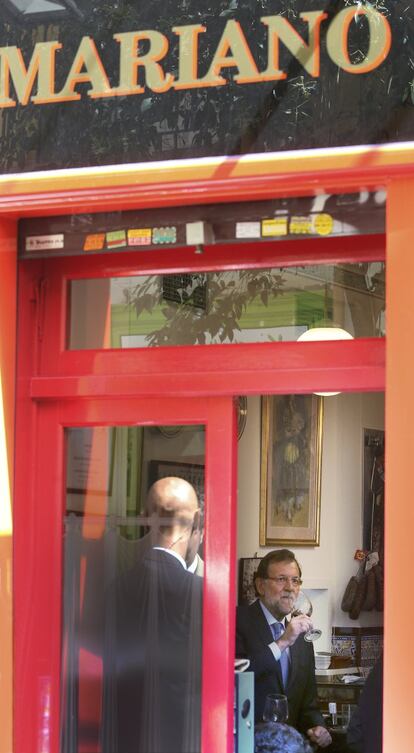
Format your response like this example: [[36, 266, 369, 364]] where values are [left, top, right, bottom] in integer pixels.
[[237, 392, 384, 651]]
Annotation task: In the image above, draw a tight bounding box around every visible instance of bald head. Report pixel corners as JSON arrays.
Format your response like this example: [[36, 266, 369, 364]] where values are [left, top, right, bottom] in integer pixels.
[[146, 477, 200, 557], [147, 476, 198, 518]]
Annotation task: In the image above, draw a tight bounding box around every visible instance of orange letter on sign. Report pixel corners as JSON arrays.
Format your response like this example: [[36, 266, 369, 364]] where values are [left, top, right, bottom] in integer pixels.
[[173, 24, 206, 90], [327, 6, 392, 74], [114, 30, 174, 95], [55, 36, 113, 102], [201, 20, 261, 87], [0, 41, 62, 108], [261, 11, 327, 81]]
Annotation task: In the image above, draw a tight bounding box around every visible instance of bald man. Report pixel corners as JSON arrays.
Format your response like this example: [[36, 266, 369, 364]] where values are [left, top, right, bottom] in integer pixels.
[[145, 475, 202, 559], [118, 476, 204, 576], [102, 477, 202, 753]]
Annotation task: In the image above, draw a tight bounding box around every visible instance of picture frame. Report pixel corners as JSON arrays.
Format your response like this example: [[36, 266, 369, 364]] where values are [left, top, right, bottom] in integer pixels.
[[238, 557, 262, 605], [362, 428, 384, 555], [260, 394, 323, 546], [147, 459, 205, 506]]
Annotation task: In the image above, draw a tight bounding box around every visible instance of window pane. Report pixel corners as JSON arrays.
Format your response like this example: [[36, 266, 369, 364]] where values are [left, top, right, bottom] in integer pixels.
[[68, 262, 385, 349], [236, 393, 384, 739], [61, 425, 205, 753]]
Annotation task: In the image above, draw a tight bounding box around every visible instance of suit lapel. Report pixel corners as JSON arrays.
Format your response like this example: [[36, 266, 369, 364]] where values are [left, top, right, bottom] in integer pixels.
[[252, 600, 273, 643], [286, 635, 303, 691]]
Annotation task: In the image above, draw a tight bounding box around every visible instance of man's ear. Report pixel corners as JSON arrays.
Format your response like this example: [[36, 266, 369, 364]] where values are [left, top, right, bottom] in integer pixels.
[[255, 577, 265, 597], [191, 510, 201, 535]]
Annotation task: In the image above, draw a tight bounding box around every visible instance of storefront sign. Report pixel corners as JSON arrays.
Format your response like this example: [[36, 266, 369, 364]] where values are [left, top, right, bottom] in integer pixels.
[[0, 7, 391, 108], [0, 2, 413, 173]]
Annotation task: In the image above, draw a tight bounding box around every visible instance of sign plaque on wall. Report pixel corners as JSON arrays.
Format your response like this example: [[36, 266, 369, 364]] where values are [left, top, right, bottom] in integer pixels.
[[1, 1, 413, 173]]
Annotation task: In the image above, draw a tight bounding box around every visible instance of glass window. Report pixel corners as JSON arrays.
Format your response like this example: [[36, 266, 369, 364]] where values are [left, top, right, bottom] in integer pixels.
[[68, 262, 385, 349], [236, 392, 384, 738], [61, 425, 205, 753]]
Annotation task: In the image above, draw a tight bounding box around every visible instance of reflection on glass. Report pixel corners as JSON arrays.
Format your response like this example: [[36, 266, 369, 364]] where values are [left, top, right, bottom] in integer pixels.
[[61, 425, 204, 753], [68, 262, 385, 349]]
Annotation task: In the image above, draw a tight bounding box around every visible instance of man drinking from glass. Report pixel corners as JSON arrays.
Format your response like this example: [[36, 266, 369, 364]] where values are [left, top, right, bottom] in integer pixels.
[[236, 549, 331, 749]]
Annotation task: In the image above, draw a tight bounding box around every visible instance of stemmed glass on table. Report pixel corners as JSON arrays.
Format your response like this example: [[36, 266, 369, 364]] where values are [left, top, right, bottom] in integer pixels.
[[291, 590, 322, 642], [262, 694, 289, 723]]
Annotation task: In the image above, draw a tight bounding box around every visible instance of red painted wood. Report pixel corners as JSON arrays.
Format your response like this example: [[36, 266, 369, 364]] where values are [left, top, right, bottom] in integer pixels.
[[203, 398, 237, 753], [14, 395, 237, 753], [14, 402, 64, 753], [30, 339, 385, 398], [384, 177, 414, 753], [14, 259, 52, 753], [0, 163, 413, 217], [25, 233, 385, 279], [26, 234, 385, 280], [0, 218, 17, 753]]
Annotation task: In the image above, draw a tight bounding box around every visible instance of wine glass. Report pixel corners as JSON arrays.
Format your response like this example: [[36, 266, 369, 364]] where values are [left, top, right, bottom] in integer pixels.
[[262, 693, 289, 723], [291, 590, 322, 642]]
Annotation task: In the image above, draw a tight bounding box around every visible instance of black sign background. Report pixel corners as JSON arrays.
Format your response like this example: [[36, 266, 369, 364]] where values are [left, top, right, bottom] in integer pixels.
[[1, 0, 414, 174]]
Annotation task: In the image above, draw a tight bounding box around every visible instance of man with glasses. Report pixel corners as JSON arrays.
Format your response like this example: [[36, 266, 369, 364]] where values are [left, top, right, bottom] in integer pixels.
[[236, 549, 332, 749]]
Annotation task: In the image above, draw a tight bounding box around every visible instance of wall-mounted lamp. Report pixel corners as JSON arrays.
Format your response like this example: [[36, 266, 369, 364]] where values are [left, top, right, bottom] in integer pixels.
[[297, 326, 353, 396], [5, 0, 83, 22]]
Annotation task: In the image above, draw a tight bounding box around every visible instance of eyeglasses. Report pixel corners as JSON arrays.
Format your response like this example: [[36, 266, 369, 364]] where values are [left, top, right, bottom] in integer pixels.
[[265, 576, 302, 587]]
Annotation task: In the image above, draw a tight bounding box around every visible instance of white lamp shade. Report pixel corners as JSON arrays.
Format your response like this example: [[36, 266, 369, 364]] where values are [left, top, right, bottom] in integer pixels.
[[297, 326, 354, 395], [297, 327, 353, 343]]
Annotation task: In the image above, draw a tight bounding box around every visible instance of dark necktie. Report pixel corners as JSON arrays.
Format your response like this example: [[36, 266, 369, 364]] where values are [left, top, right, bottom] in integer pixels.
[[271, 621, 290, 689]]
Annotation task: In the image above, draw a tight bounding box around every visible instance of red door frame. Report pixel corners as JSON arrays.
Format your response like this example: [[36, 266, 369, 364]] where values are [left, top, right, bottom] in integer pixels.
[[14, 396, 237, 753], [14, 231, 385, 753]]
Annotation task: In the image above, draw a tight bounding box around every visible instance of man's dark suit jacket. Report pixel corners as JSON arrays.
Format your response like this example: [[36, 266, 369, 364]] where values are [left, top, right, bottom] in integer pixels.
[[347, 655, 383, 753], [236, 599, 325, 732], [102, 548, 202, 753]]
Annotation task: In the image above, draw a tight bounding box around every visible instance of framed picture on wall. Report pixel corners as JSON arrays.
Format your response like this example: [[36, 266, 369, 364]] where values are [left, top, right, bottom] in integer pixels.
[[260, 394, 323, 546], [363, 428, 384, 557], [147, 459, 205, 506], [238, 557, 262, 605]]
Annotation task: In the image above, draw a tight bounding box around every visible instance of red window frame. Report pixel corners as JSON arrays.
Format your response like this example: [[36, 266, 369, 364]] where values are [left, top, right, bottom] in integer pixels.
[[26, 233, 385, 395], [14, 231, 385, 753]]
